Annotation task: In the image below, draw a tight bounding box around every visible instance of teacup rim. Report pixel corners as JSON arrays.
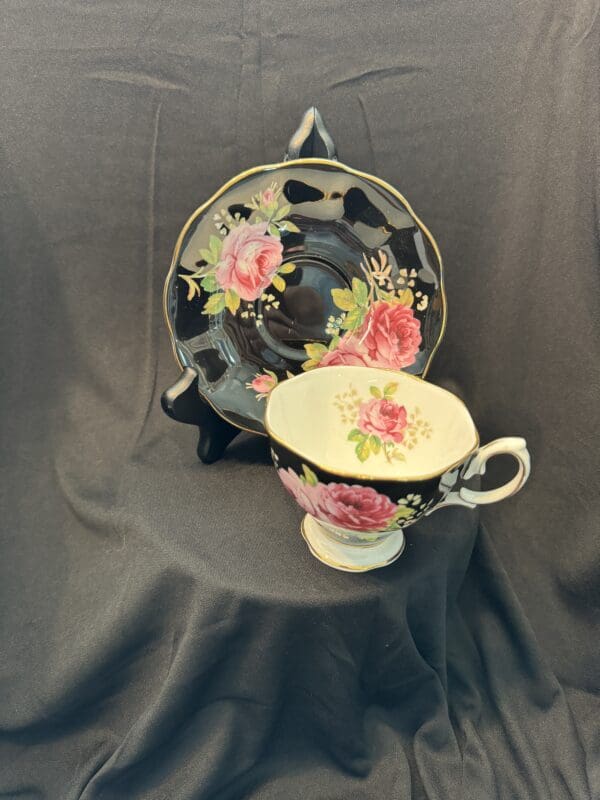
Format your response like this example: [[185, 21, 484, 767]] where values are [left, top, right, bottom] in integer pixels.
[[264, 366, 480, 482]]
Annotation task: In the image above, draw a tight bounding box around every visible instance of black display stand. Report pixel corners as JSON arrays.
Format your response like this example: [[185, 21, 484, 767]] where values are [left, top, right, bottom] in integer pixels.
[[161, 108, 337, 463]]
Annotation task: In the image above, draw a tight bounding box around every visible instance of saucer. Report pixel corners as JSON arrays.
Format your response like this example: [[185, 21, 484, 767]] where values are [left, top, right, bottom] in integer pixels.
[[163, 158, 446, 435]]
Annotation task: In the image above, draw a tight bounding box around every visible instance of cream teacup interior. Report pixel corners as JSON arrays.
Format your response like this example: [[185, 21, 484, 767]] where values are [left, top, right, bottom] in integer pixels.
[[265, 366, 479, 480]]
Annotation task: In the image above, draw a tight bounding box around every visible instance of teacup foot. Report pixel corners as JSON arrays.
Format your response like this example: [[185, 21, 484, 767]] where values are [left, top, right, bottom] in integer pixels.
[[301, 515, 405, 572]]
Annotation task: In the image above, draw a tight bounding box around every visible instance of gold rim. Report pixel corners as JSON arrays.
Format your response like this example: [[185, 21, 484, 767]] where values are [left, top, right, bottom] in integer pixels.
[[265, 366, 479, 482], [300, 516, 406, 571], [162, 157, 447, 436]]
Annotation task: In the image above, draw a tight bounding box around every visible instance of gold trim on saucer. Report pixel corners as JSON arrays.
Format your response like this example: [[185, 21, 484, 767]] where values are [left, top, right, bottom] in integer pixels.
[[162, 157, 447, 437]]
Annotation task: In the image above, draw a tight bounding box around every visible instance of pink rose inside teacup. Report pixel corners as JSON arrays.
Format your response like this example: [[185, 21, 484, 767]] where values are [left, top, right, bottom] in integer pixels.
[[358, 397, 408, 444]]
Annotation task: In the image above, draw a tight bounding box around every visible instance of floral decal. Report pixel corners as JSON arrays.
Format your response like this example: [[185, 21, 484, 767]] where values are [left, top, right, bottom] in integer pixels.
[[359, 397, 407, 443], [245, 368, 294, 400], [302, 250, 423, 372], [179, 182, 299, 317], [214, 222, 283, 302], [334, 382, 432, 463], [318, 482, 398, 531], [246, 370, 278, 399], [278, 465, 325, 518], [179, 186, 432, 400], [277, 461, 432, 532]]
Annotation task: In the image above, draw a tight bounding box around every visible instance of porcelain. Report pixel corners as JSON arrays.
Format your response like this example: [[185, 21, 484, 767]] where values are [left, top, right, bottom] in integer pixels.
[[265, 367, 530, 572], [163, 159, 446, 436]]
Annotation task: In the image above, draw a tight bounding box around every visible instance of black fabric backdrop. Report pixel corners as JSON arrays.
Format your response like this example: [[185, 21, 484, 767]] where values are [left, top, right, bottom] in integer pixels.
[[1, 2, 599, 798]]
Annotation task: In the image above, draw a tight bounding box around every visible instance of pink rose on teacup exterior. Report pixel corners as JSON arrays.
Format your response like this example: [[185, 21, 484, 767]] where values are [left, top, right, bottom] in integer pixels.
[[358, 397, 408, 444], [278, 467, 324, 517], [316, 483, 398, 531], [261, 187, 276, 205], [360, 300, 422, 369], [319, 335, 371, 367], [215, 221, 283, 301], [277, 465, 399, 532]]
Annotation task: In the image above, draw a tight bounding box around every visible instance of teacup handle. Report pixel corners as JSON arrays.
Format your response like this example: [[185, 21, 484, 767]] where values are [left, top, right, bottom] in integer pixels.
[[433, 436, 531, 510]]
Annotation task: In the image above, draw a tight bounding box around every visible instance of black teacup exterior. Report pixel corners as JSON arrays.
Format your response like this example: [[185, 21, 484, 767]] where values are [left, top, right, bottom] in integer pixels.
[[270, 439, 444, 545], [270, 431, 530, 560]]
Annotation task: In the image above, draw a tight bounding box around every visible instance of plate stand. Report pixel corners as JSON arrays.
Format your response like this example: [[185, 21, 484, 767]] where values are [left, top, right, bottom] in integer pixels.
[[161, 107, 337, 463]]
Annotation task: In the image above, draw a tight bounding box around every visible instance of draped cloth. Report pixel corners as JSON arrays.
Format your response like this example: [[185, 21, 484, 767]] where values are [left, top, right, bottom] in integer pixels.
[[1, 1, 598, 797]]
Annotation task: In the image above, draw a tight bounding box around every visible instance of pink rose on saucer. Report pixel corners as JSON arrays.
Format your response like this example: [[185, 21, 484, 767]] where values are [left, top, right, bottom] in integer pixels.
[[247, 371, 278, 399], [261, 188, 276, 205], [318, 483, 397, 531], [358, 398, 408, 444], [358, 301, 422, 369], [278, 467, 324, 517], [319, 335, 370, 367], [215, 222, 283, 301]]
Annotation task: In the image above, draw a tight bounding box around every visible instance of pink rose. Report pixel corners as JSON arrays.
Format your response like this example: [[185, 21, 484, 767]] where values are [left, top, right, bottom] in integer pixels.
[[358, 398, 408, 444], [278, 467, 324, 516], [317, 483, 397, 531], [215, 222, 283, 301], [261, 188, 276, 205], [248, 372, 278, 397], [318, 335, 370, 367], [358, 301, 422, 369]]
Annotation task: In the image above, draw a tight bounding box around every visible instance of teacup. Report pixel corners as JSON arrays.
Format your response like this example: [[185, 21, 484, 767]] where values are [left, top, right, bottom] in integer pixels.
[[265, 366, 530, 572]]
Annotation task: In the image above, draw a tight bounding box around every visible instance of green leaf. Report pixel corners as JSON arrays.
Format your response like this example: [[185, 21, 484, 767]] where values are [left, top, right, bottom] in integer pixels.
[[383, 382, 398, 398], [340, 307, 366, 331], [331, 288, 357, 312], [273, 203, 291, 221], [392, 450, 407, 462], [225, 289, 240, 315], [348, 428, 365, 443], [378, 289, 396, 303], [278, 262, 296, 274], [209, 234, 222, 260], [304, 342, 328, 360], [352, 277, 369, 307], [394, 503, 414, 519], [302, 464, 318, 487], [369, 435, 381, 454], [271, 274, 286, 292], [268, 223, 281, 238], [370, 386, 382, 398], [200, 273, 218, 292], [328, 335, 341, 351], [180, 274, 200, 301], [356, 439, 371, 462], [301, 359, 319, 371], [199, 247, 216, 265], [201, 292, 226, 315], [281, 220, 300, 233]]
